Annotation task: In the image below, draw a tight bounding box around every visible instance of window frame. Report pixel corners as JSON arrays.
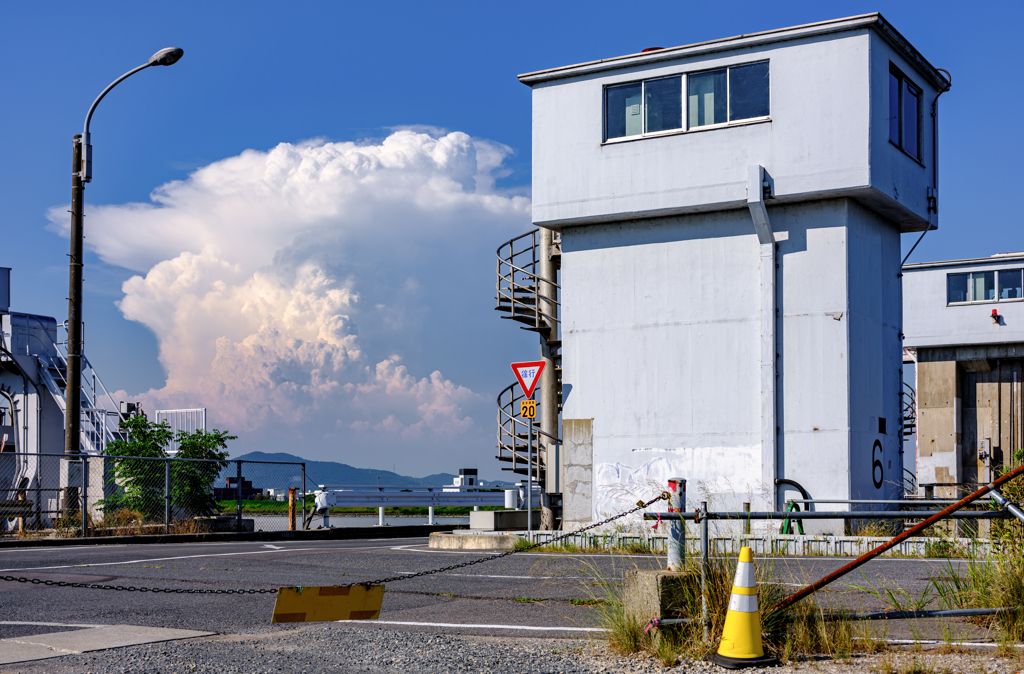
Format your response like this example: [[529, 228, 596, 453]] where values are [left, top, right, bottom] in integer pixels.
[[889, 63, 923, 163], [945, 268, 1024, 306], [602, 60, 771, 144]]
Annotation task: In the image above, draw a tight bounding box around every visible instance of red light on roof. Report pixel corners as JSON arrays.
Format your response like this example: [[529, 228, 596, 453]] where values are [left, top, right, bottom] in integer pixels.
[[641, 47, 664, 53]]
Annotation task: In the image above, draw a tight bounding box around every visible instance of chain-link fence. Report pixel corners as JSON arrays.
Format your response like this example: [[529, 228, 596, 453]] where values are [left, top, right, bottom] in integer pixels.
[[0, 452, 310, 539]]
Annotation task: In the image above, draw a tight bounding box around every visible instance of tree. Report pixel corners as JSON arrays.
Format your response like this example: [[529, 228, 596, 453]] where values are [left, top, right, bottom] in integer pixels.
[[171, 428, 233, 517], [99, 415, 235, 521]]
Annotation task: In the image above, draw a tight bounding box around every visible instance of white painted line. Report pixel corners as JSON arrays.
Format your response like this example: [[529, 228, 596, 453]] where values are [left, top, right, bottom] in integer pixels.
[[345, 620, 606, 632], [0, 544, 399, 573], [855, 637, 1023, 649], [395, 571, 564, 580], [262, 544, 285, 550], [0, 621, 107, 628]]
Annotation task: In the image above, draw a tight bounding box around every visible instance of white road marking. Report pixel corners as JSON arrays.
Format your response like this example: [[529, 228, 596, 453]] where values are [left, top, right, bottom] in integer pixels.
[[262, 544, 285, 550], [395, 571, 565, 580], [345, 620, 606, 632], [0, 544, 399, 573], [856, 637, 1022, 649], [0, 621, 107, 628]]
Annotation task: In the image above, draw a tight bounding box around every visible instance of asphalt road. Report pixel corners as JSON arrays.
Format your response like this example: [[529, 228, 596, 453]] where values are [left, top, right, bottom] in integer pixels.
[[0, 536, 994, 671]]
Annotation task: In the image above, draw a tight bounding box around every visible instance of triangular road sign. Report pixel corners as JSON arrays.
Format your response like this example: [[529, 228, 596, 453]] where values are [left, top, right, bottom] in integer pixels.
[[510, 361, 546, 398]]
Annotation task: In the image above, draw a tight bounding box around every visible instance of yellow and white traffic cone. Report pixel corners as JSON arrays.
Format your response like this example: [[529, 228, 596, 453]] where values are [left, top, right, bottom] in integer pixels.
[[711, 546, 779, 669]]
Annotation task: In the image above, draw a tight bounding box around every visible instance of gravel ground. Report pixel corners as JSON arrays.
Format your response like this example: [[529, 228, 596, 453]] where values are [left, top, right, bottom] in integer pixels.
[[3, 625, 1023, 674]]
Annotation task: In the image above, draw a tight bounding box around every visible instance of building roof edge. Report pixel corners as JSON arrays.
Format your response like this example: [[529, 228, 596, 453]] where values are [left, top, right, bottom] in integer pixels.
[[518, 13, 949, 91]]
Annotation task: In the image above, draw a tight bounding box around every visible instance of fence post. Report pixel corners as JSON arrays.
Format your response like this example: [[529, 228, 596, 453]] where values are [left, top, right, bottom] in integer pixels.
[[288, 487, 296, 531], [164, 459, 171, 534], [80, 458, 88, 539], [428, 505, 434, 525], [667, 478, 686, 571], [236, 461, 243, 531], [378, 506, 385, 527], [700, 501, 709, 642], [743, 502, 751, 535], [300, 463, 306, 530]]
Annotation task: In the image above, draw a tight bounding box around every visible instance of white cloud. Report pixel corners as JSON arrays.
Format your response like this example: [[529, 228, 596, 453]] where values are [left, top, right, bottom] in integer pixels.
[[50, 130, 531, 474]]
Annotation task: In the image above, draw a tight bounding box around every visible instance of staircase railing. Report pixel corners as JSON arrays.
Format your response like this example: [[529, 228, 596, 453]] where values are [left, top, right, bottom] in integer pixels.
[[496, 381, 559, 479], [902, 382, 916, 440], [495, 229, 559, 335], [21, 315, 122, 455]]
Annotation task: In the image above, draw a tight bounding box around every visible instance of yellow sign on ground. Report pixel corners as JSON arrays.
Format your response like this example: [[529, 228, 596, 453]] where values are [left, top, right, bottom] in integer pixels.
[[520, 399, 536, 418], [271, 584, 385, 623]]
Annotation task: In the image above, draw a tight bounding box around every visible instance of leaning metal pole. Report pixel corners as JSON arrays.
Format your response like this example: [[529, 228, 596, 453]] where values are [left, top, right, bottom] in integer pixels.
[[770, 463, 1024, 613]]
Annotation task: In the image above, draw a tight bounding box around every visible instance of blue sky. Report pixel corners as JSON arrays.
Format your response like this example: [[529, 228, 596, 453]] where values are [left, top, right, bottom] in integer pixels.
[[1, 1, 1020, 477]]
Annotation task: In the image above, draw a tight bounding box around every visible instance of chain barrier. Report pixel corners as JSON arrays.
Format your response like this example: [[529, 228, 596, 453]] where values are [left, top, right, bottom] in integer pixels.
[[0, 492, 670, 595]]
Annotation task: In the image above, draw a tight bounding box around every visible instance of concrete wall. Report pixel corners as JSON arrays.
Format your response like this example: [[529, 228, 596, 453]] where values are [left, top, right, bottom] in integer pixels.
[[560, 199, 902, 528], [562, 418, 594, 528], [904, 255, 1024, 348], [528, 24, 938, 231], [916, 349, 1024, 495]]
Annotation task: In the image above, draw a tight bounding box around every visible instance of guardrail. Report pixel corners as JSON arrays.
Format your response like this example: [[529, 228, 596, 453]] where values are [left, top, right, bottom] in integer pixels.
[[311, 485, 540, 527]]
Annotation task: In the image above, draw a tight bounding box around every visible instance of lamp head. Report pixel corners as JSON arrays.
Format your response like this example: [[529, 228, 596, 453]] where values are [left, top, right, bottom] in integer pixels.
[[149, 47, 184, 66]]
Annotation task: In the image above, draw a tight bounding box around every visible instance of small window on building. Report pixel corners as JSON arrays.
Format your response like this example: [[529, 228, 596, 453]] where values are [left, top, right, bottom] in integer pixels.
[[889, 64, 922, 159], [947, 269, 1023, 304], [645, 77, 683, 134], [606, 82, 644, 139], [688, 70, 727, 128], [999, 269, 1023, 299], [729, 62, 770, 121], [947, 273, 968, 303]]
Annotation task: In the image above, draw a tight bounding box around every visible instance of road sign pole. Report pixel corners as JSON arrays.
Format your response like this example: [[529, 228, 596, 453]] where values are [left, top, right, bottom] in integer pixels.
[[527, 395, 533, 534]]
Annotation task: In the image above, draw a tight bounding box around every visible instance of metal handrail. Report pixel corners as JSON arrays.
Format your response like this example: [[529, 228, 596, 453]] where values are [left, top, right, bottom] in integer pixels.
[[496, 229, 560, 332], [19, 317, 122, 454], [496, 381, 559, 478]]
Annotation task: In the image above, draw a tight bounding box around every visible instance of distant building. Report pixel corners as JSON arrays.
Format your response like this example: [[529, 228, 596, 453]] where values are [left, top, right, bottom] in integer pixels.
[[903, 253, 1024, 495], [516, 14, 949, 530]]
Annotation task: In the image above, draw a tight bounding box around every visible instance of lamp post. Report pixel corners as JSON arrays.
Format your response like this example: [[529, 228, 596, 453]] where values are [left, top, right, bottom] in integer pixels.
[[65, 47, 183, 464]]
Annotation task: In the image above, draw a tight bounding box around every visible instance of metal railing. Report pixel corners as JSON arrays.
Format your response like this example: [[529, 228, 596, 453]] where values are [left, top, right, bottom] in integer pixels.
[[496, 381, 559, 480], [19, 317, 123, 455], [495, 229, 560, 335], [0, 451, 308, 539]]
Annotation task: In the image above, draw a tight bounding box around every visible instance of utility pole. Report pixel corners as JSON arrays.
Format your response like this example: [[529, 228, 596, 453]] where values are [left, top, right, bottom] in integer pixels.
[[63, 136, 84, 516], [538, 228, 559, 530]]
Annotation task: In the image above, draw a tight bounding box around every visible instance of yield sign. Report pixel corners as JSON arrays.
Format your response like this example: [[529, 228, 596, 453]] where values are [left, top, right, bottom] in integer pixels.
[[510, 361, 546, 398]]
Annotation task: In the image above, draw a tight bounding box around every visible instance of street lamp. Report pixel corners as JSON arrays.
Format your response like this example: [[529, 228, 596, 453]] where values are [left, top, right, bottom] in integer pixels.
[[65, 47, 183, 459]]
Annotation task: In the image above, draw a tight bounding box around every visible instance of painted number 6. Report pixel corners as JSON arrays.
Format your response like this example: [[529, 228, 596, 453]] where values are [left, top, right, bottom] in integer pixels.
[[872, 440, 884, 489]]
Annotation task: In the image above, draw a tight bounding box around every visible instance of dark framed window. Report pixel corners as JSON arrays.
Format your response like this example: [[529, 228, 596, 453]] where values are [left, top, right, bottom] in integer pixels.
[[604, 61, 769, 141], [889, 64, 921, 159], [947, 269, 1024, 304]]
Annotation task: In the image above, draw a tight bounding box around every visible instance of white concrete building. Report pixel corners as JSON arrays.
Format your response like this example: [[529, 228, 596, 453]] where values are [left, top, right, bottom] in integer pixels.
[[903, 253, 1024, 495], [517, 14, 949, 529]]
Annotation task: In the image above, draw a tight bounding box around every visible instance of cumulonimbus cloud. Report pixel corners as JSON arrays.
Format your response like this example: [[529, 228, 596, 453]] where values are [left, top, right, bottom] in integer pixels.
[[48, 130, 531, 472]]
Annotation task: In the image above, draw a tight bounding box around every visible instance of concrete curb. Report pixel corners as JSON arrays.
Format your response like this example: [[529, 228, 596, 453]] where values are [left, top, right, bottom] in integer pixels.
[[0, 524, 467, 549]]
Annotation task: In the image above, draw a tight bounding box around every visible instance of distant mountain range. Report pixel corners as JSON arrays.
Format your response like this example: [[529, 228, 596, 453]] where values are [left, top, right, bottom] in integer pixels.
[[230, 451, 509, 488]]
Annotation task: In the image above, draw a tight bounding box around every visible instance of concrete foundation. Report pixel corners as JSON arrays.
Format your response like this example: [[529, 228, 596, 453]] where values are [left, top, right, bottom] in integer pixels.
[[622, 569, 699, 622]]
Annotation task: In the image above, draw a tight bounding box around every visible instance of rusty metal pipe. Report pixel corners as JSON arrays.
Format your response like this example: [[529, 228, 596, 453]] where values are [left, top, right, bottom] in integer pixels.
[[769, 463, 1024, 613]]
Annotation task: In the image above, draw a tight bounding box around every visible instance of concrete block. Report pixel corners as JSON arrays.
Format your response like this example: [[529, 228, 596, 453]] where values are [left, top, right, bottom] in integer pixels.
[[623, 569, 699, 622], [468, 510, 534, 530], [428, 532, 518, 551]]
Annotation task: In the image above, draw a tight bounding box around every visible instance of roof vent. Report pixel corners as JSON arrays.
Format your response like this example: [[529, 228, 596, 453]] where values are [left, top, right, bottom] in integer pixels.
[[641, 47, 664, 53]]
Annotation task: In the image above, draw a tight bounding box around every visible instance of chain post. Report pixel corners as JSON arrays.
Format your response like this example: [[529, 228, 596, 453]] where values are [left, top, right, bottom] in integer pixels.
[[667, 478, 685, 571], [700, 500, 709, 642]]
